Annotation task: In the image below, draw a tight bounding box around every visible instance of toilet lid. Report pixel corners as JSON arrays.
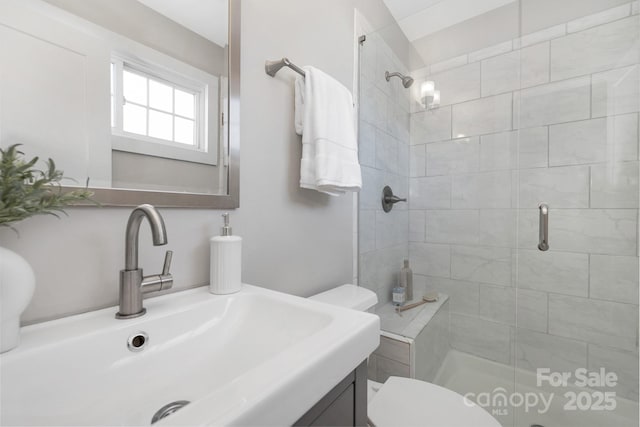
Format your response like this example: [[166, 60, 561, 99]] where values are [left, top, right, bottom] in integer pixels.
[[368, 377, 501, 427]]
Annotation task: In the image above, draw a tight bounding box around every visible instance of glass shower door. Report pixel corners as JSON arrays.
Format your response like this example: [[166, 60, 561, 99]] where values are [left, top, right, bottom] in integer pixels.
[[513, 3, 640, 427]]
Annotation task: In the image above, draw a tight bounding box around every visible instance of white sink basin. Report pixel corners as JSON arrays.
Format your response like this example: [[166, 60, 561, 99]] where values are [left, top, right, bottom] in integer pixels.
[[0, 285, 380, 426]]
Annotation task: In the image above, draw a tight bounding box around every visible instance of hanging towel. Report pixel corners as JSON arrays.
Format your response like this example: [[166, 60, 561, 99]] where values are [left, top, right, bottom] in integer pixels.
[[294, 77, 305, 136], [295, 66, 362, 196]]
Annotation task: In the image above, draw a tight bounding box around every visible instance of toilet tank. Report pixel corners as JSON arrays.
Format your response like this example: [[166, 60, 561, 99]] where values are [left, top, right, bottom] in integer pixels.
[[309, 285, 378, 312]]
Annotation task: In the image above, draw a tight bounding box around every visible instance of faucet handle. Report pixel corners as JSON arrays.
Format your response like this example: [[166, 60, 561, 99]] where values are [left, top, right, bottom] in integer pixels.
[[141, 251, 173, 294], [162, 250, 173, 275]]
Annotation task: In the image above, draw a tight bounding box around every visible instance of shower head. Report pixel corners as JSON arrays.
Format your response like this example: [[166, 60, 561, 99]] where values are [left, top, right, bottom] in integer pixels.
[[401, 76, 414, 88], [385, 71, 414, 88]]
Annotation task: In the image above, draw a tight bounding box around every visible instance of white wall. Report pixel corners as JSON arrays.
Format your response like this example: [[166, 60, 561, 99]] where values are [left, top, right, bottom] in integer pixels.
[[0, 0, 404, 324]]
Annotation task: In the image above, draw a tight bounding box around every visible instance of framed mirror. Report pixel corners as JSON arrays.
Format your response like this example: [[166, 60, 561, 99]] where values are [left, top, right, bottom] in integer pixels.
[[0, 0, 239, 208]]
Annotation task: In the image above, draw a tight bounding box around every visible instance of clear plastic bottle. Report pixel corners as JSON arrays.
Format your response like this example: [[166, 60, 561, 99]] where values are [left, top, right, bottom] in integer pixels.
[[392, 286, 406, 306]]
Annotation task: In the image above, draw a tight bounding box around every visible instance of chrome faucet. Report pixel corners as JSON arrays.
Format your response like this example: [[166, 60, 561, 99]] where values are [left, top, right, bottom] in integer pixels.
[[116, 204, 173, 319]]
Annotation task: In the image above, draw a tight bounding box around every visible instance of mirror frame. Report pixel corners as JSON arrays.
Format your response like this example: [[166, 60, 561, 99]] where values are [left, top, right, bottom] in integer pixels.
[[69, 0, 240, 209]]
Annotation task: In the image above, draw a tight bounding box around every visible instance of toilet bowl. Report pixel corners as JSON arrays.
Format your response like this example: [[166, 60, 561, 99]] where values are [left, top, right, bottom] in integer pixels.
[[310, 285, 501, 427]]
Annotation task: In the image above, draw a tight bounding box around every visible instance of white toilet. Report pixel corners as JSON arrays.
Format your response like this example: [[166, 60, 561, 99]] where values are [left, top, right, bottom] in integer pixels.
[[310, 285, 501, 427]]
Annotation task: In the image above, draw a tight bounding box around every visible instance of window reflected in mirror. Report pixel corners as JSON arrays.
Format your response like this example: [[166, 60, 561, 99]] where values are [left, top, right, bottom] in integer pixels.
[[0, 0, 231, 197]]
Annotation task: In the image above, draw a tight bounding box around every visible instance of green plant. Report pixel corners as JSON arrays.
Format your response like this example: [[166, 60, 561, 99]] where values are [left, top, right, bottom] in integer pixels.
[[0, 144, 95, 229]]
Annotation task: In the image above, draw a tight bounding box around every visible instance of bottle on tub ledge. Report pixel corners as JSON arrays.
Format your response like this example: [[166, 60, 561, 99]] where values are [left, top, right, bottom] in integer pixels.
[[400, 259, 413, 301], [209, 213, 242, 295], [392, 283, 406, 307]]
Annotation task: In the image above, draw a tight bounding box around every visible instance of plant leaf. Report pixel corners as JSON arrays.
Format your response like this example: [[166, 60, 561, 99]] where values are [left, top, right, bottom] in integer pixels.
[[0, 144, 98, 226]]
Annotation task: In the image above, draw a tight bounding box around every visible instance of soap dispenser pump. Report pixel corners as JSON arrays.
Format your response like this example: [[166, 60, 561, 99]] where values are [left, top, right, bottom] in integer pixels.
[[209, 213, 242, 294]]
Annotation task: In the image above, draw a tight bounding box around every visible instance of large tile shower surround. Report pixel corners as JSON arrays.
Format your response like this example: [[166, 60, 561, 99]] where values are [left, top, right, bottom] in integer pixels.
[[360, 2, 639, 402]]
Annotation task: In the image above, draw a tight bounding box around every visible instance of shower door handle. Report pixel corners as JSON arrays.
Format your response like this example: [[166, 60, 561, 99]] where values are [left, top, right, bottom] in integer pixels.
[[538, 203, 549, 251]]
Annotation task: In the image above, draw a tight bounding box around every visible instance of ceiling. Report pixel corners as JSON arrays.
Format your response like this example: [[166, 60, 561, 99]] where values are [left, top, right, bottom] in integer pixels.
[[382, 0, 516, 41], [137, 0, 228, 47]]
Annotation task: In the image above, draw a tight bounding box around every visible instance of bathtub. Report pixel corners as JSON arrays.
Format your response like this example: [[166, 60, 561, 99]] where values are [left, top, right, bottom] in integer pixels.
[[366, 294, 638, 427], [434, 350, 639, 427]]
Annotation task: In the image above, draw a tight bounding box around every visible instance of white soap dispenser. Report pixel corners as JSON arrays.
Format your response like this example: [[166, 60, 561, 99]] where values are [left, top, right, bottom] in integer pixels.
[[209, 213, 242, 294]]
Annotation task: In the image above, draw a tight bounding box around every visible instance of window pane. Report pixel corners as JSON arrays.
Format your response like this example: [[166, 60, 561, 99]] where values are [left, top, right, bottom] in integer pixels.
[[175, 117, 195, 145], [175, 89, 195, 119], [149, 110, 173, 141], [149, 79, 173, 113], [123, 103, 147, 135], [123, 70, 147, 105]]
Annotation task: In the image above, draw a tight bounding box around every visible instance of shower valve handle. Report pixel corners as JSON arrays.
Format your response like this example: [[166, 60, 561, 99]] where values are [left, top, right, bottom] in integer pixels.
[[381, 186, 407, 213], [384, 195, 407, 204]]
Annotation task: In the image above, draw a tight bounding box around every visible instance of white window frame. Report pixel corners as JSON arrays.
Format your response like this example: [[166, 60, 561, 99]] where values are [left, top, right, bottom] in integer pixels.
[[111, 53, 218, 166]]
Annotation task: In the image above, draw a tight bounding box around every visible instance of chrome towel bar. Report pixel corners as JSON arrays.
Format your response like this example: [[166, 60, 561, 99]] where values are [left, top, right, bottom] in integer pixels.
[[265, 57, 305, 78]]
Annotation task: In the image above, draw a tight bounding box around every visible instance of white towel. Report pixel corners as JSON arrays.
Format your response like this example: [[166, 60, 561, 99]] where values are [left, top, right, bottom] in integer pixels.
[[294, 77, 305, 136], [295, 66, 362, 196]]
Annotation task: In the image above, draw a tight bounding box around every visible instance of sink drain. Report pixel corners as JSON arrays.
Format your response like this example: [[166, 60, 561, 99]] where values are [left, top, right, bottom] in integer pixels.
[[127, 332, 149, 352], [151, 400, 190, 424]]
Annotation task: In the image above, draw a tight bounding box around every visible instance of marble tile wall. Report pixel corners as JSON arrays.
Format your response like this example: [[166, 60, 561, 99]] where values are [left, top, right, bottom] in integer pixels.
[[414, 300, 450, 382], [407, 3, 639, 401], [359, 31, 411, 306]]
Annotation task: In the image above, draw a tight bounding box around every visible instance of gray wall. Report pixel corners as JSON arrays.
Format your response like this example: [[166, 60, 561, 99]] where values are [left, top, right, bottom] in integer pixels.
[[112, 151, 220, 194], [43, 0, 227, 76], [0, 0, 402, 324]]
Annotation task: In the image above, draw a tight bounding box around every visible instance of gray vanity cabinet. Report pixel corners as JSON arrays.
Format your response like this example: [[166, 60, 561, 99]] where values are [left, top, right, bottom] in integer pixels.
[[294, 360, 367, 427]]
